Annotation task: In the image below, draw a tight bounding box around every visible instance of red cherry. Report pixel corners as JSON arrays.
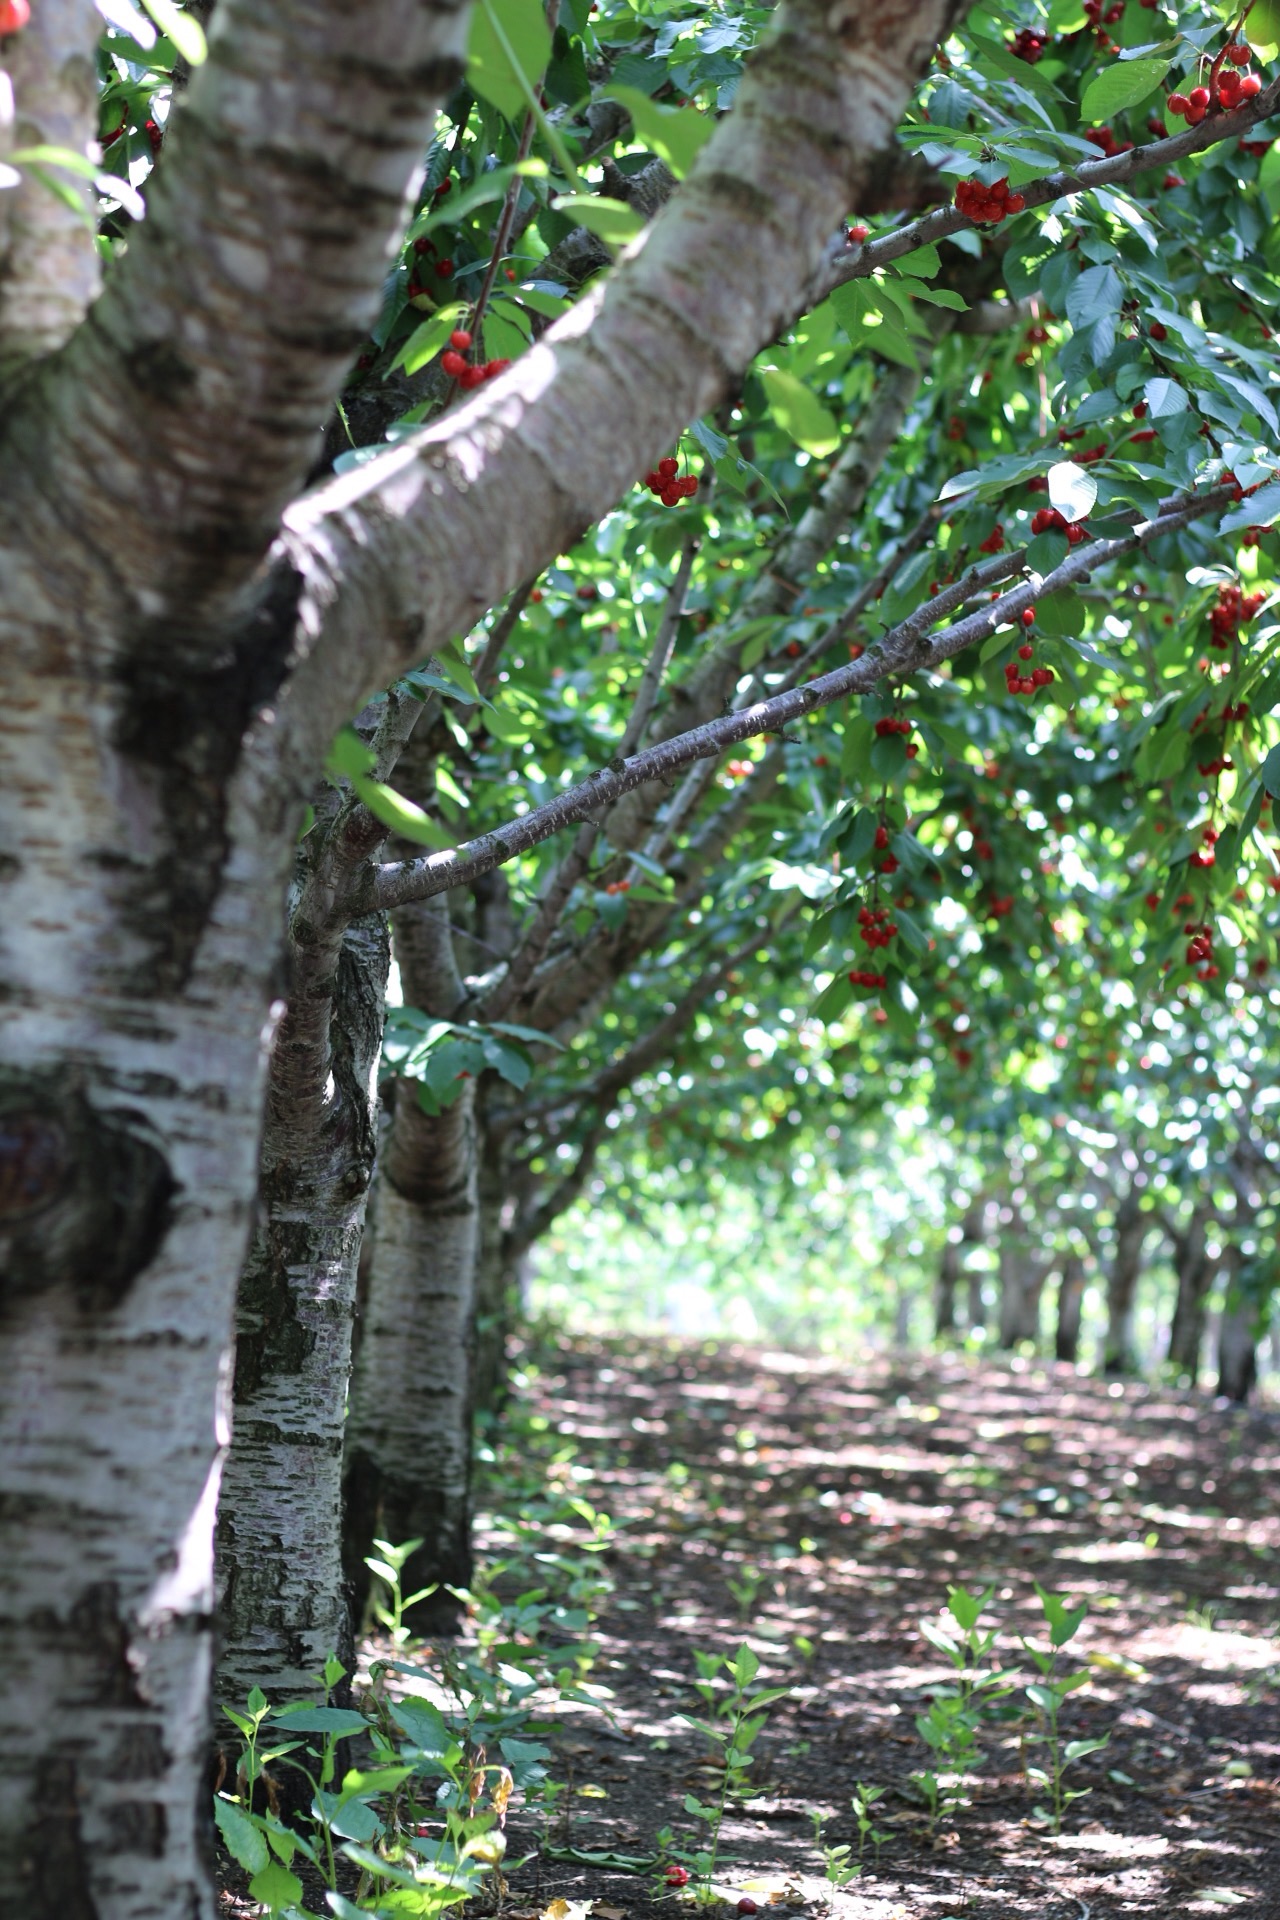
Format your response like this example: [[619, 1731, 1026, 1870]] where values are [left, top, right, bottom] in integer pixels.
[[1148, 321, 1168, 341], [459, 364, 486, 389], [1018, 642, 1034, 659], [449, 328, 472, 351], [738, 1902, 759, 1915], [1022, 607, 1035, 627], [1166, 92, 1190, 115], [1227, 41, 1252, 65], [0, 0, 31, 30], [1240, 73, 1263, 97], [1188, 85, 1211, 109], [666, 1867, 690, 1888], [848, 222, 871, 242], [440, 350, 467, 378]]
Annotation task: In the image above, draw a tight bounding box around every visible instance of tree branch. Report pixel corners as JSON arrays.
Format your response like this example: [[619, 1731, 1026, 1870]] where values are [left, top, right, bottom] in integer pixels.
[[510, 923, 770, 1250], [366, 483, 1230, 911], [484, 541, 696, 1020], [811, 81, 1280, 304]]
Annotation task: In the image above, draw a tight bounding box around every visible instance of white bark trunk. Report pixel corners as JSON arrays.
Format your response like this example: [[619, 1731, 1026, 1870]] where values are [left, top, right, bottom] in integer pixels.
[[343, 1081, 480, 1612], [1104, 1188, 1146, 1376], [215, 910, 388, 1721], [0, 625, 296, 1916]]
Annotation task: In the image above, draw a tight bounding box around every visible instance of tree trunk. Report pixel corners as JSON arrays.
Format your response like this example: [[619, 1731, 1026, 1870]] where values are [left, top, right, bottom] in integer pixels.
[[342, 897, 480, 1626], [1167, 1202, 1217, 1383], [1216, 1250, 1257, 1403], [471, 1121, 524, 1421], [0, 691, 298, 1916], [997, 1243, 1047, 1349], [967, 1266, 986, 1334], [935, 1238, 960, 1339], [1054, 1253, 1086, 1363], [215, 910, 388, 1722], [342, 1082, 480, 1621], [1103, 1187, 1146, 1376]]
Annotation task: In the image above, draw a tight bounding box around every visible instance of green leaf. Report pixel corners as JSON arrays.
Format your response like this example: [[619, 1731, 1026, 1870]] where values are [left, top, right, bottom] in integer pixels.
[[554, 194, 647, 245], [602, 85, 713, 177], [1034, 588, 1086, 637], [274, 1707, 368, 1735], [1079, 56, 1168, 121], [1048, 461, 1097, 523], [327, 726, 376, 779], [469, 0, 552, 123], [392, 303, 469, 375], [351, 774, 454, 849], [1143, 376, 1188, 419], [760, 368, 839, 455], [1221, 479, 1280, 534], [140, 0, 207, 63], [1260, 743, 1280, 798], [213, 1797, 269, 1875], [937, 452, 1050, 502], [482, 704, 533, 743], [248, 1860, 304, 1911]]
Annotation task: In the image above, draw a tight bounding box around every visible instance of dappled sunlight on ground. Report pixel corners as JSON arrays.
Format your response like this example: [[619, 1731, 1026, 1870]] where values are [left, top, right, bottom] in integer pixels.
[[467, 1338, 1280, 1920]]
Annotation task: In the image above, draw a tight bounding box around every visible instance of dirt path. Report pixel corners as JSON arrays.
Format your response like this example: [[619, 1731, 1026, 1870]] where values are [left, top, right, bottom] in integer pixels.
[[480, 1336, 1280, 1920]]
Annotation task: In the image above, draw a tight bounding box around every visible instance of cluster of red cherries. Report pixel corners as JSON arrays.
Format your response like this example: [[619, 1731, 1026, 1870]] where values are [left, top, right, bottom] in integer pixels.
[[954, 176, 1026, 224], [1167, 42, 1263, 122], [641, 457, 700, 508], [1188, 825, 1220, 871], [1208, 579, 1266, 649], [857, 904, 898, 951], [848, 967, 888, 990], [1185, 921, 1218, 979], [440, 329, 510, 390], [1030, 505, 1090, 546], [873, 715, 912, 738], [1004, 619, 1056, 696]]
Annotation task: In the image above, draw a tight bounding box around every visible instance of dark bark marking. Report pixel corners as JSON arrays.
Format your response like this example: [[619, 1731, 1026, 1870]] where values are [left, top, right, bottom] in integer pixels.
[[0, 1073, 174, 1312]]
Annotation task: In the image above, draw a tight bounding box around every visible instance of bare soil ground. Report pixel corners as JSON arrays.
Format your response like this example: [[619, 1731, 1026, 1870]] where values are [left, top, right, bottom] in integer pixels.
[[480, 1334, 1280, 1920]]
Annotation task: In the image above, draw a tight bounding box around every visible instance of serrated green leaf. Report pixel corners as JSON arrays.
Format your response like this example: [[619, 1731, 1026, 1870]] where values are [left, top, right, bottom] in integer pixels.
[[1080, 56, 1167, 120], [213, 1797, 269, 1875]]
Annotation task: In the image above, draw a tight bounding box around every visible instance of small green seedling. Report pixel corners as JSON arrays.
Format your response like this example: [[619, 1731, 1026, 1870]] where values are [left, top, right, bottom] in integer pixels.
[[1022, 1583, 1109, 1834], [679, 1644, 788, 1893]]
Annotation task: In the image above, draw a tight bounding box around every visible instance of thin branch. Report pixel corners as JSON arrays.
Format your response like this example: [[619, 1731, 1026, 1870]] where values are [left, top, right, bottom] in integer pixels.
[[484, 543, 696, 1019], [810, 80, 1280, 306], [509, 922, 773, 1249], [366, 482, 1230, 913]]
